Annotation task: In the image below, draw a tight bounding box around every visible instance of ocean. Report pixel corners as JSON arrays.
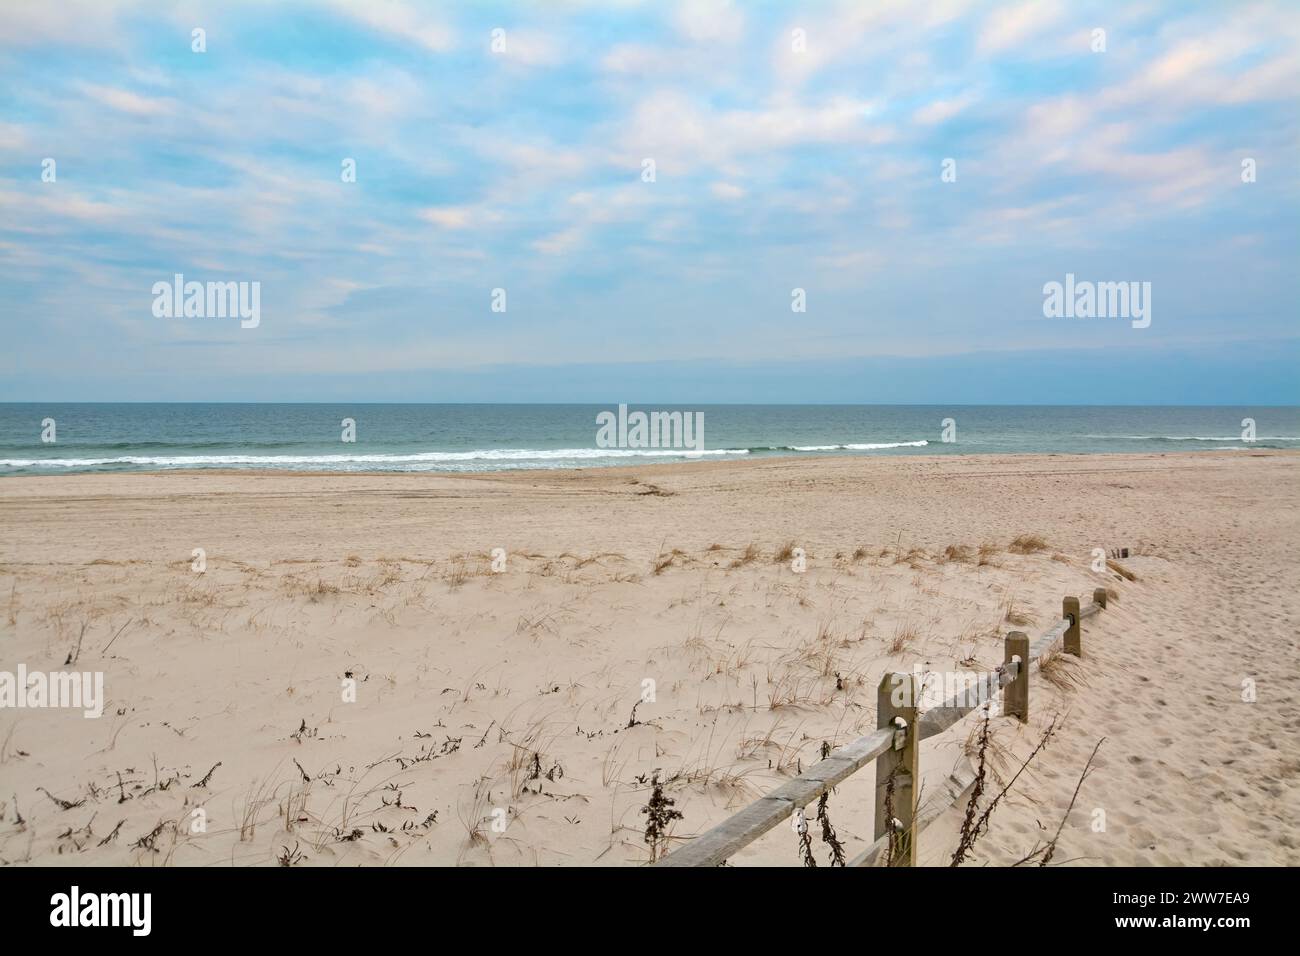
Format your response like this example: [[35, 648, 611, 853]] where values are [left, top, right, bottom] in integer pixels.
[[1, 404, 1297, 476]]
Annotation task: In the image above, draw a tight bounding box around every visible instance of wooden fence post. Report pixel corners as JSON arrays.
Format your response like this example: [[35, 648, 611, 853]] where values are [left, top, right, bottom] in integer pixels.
[[1004, 632, 1029, 723], [1093, 587, 1108, 610], [875, 672, 918, 866], [1062, 595, 1081, 656]]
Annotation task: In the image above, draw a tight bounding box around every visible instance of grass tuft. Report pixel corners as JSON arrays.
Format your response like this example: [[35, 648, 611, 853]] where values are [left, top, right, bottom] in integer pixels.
[[1008, 534, 1047, 554]]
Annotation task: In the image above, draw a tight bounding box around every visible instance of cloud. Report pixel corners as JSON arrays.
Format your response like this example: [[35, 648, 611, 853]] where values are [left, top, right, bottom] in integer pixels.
[[530, 185, 657, 256], [492, 29, 565, 66], [670, 0, 744, 44], [531, 225, 583, 256], [1101, 33, 1300, 109], [0, 187, 125, 226], [616, 90, 883, 174], [343, 71, 426, 118], [976, 0, 1065, 55], [0, 122, 30, 152], [0, 0, 144, 49], [419, 206, 474, 229], [912, 92, 978, 126], [77, 83, 173, 116], [600, 42, 671, 74], [325, 0, 454, 53], [773, 0, 974, 88]]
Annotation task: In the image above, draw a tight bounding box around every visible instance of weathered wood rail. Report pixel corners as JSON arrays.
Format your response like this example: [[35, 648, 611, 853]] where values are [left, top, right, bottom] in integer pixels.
[[654, 587, 1110, 867]]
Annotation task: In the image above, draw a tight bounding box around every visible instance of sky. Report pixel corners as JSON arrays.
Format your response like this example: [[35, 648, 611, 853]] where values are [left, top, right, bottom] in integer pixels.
[[1, 0, 1297, 404]]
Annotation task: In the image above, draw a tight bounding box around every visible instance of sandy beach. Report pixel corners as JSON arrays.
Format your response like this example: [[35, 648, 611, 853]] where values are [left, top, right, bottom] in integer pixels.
[[1, 450, 1297, 867]]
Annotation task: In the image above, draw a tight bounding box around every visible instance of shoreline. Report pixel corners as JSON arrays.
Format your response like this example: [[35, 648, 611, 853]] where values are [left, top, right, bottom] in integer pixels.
[[2, 446, 1296, 485]]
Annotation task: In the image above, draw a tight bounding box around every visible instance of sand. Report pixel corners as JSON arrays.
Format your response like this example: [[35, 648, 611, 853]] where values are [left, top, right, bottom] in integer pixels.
[[1, 450, 1297, 867]]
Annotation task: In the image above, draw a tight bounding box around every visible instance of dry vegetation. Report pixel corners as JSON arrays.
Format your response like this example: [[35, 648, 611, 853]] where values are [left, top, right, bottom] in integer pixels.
[[0, 529, 1112, 867], [1008, 534, 1048, 554]]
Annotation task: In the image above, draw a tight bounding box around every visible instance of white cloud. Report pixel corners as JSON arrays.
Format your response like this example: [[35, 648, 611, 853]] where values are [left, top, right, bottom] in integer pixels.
[[0, 0, 144, 49], [344, 70, 425, 118], [494, 29, 565, 66], [469, 136, 598, 185], [0, 187, 124, 225], [1101, 31, 1300, 109], [531, 185, 655, 256], [601, 43, 670, 74], [976, 0, 1064, 55], [532, 226, 583, 256], [419, 207, 473, 229], [774, 0, 975, 88], [671, 0, 744, 44], [616, 90, 884, 174], [912, 92, 978, 126], [0, 122, 30, 152], [77, 83, 174, 115], [326, 0, 454, 53]]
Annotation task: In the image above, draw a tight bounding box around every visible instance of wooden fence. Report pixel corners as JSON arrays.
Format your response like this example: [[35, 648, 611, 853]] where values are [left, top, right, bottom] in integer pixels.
[[654, 587, 1110, 867]]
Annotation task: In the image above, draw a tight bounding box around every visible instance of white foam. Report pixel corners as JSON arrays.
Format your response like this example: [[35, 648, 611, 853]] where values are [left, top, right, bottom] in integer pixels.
[[0, 447, 752, 469], [789, 440, 928, 452], [843, 440, 930, 450]]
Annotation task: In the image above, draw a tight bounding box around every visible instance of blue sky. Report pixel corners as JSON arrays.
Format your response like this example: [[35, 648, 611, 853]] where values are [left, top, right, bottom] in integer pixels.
[[1, 0, 1297, 403]]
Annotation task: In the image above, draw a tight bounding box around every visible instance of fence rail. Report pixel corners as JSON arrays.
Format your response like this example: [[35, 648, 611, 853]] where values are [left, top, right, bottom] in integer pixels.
[[655, 587, 1110, 867]]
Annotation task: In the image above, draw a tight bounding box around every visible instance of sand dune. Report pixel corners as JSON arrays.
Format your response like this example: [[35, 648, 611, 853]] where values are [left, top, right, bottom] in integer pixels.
[[1, 451, 1297, 866]]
